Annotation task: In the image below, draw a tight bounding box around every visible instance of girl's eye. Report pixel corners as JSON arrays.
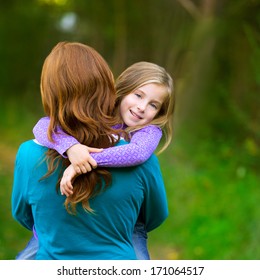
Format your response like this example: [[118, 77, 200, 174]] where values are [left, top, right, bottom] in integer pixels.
[[134, 93, 141, 98], [150, 103, 158, 109]]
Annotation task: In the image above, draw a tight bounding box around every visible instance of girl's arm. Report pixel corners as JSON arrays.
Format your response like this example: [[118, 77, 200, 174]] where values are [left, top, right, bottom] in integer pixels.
[[33, 117, 80, 157], [33, 117, 101, 174], [60, 128, 162, 196], [90, 125, 162, 167], [33, 117, 162, 168]]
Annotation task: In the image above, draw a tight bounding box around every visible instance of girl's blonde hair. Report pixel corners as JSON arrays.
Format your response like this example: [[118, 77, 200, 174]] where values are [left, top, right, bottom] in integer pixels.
[[115, 61, 175, 154], [41, 41, 121, 214]]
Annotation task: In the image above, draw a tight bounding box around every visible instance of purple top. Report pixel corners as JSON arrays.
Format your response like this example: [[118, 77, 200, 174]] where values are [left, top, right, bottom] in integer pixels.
[[33, 225, 38, 240], [33, 117, 162, 167]]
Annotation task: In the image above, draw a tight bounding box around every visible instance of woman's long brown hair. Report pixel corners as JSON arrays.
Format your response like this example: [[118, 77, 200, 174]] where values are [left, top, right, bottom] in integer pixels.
[[40, 42, 121, 214]]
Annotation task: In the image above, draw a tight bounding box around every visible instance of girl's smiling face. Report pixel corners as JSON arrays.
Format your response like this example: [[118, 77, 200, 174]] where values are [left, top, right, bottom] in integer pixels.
[[120, 83, 168, 127]]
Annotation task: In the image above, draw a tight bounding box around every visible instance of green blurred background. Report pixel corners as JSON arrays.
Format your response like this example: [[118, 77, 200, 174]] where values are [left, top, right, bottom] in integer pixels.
[[0, 0, 259, 260]]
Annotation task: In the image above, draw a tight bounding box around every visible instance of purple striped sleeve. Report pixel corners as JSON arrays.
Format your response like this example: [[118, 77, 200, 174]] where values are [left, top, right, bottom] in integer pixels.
[[33, 117, 162, 166], [33, 117, 79, 157], [91, 125, 162, 167]]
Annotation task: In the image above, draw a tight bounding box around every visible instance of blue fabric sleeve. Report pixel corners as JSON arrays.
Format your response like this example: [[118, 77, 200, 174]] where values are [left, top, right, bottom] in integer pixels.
[[140, 155, 168, 232], [12, 143, 34, 231]]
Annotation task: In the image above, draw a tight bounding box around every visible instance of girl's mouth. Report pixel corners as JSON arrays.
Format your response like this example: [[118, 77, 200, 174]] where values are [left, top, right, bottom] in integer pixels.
[[130, 110, 142, 119]]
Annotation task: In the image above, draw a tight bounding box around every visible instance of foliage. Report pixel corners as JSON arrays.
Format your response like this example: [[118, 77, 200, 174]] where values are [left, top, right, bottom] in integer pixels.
[[1, 106, 259, 259], [150, 135, 260, 259], [0, 0, 259, 259]]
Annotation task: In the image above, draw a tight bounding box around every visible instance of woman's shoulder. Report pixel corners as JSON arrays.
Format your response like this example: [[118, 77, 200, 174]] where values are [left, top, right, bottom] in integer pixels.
[[18, 139, 47, 159], [19, 139, 46, 149]]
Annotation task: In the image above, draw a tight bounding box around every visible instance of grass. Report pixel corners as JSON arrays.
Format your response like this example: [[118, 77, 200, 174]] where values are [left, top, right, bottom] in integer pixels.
[[149, 136, 260, 259], [1, 100, 259, 259]]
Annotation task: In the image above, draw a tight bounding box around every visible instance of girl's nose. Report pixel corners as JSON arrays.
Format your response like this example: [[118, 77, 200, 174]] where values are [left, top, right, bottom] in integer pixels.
[[137, 102, 146, 112]]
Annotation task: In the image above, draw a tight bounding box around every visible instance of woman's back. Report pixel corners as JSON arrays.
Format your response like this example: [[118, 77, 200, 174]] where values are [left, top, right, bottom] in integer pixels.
[[12, 139, 168, 260]]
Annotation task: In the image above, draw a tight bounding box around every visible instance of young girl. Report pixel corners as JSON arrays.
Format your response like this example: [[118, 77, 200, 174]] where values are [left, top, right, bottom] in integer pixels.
[[18, 61, 174, 260], [34, 62, 174, 194]]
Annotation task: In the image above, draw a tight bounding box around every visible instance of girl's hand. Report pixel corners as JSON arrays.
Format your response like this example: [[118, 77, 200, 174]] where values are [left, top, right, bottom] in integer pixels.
[[66, 143, 103, 174], [60, 164, 77, 196]]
